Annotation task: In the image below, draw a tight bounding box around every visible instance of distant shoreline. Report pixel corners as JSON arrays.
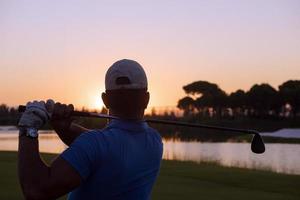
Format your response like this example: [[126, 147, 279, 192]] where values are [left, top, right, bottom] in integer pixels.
[[1, 127, 300, 144]]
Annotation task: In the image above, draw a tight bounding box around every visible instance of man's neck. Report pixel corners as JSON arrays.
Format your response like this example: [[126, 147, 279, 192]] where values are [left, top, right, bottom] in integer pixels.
[[109, 110, 144, 120]]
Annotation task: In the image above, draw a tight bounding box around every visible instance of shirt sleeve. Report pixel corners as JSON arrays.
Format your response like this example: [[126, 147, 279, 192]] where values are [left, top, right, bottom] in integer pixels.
[[60, 131, 101, 180]]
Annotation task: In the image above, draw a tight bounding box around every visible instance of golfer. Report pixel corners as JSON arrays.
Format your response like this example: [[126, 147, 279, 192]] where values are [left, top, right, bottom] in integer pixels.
[[18, 59, 163, 200]]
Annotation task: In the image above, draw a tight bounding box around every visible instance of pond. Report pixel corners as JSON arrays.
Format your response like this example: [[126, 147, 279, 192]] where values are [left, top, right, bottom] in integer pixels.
[[0, 128, 299, 175]]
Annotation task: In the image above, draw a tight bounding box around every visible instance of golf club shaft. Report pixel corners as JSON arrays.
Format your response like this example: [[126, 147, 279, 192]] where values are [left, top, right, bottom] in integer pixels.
[[18, 105, 258, 135]]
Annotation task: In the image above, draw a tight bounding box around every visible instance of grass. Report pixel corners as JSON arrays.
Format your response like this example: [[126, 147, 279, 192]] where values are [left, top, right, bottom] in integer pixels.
[[0, 151, 299, 200]]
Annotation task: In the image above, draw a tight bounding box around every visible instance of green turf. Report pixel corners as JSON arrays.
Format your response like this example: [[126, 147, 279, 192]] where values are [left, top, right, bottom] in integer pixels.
[[0, 151, 299, 200]]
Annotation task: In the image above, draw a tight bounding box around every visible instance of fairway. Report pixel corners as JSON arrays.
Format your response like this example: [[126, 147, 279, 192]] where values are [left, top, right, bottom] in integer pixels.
[[0, 151, 299, 200]]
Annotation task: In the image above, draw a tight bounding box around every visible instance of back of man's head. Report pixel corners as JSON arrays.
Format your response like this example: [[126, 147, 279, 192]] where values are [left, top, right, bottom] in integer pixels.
[[102, 59, 149, 119]]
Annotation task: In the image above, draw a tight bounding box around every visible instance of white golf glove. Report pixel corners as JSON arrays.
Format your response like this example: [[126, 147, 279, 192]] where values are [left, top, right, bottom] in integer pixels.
[[18, 99, 55, 129]]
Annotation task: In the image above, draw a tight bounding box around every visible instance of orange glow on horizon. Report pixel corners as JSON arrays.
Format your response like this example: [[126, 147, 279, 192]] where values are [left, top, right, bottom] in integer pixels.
[[1, 1, 299, 110]]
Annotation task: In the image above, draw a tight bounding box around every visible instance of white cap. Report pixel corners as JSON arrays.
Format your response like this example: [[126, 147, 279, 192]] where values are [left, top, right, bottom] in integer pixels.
[[105, 59, 148, 90]]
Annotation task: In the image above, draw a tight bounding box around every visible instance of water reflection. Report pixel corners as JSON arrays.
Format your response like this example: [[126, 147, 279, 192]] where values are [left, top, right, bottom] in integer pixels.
[[163, 138, 300, 174], [0, 131, 300, 175], [0, 131, 67, 154]]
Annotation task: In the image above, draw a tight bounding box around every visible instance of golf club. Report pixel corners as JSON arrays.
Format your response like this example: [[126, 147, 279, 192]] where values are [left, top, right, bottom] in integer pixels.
[[18, 105, 265, 154]]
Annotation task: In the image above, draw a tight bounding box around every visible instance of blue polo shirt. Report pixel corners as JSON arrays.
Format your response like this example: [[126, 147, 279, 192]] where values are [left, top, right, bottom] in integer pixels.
[[61, 119, 163, 200]]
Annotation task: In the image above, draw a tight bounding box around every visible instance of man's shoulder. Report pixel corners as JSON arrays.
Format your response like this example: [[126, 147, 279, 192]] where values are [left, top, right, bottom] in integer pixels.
[[83, 129, 104, 135], [76, 129, 106, 143], [146, 125, 159, 132], [146, 126, 161, 135], [80, 127, 116, 140], [80, 125, 162, 143], [72, 129, 109, 152], [145, 125, 162, 143]]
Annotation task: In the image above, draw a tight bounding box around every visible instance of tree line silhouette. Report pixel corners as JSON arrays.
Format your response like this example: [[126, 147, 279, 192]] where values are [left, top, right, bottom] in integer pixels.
[[177, 80, 300, 119], [0, 79, 299, 127], [1, 80, 300, 142], [0, 105, 19, 125]]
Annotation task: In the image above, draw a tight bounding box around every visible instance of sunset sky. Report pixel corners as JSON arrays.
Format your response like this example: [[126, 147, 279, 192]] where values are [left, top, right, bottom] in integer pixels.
[[1, 0, 299, 110]]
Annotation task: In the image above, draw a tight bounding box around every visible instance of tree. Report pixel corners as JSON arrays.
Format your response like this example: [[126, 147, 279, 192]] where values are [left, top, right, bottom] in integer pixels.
[[0, 104, 9, 116], [279, 80, 300, 117], [229, 90, 247, 116], [177, 96, 195, 116], [229, 90, 246, 108], [180, 81, 228, 117], [183, 81, 220, 96], [246, 84, 280, 117]]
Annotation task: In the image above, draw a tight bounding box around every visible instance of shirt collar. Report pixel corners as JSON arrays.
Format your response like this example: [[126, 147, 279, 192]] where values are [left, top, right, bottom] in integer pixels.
[[107, 119, 149, 132]]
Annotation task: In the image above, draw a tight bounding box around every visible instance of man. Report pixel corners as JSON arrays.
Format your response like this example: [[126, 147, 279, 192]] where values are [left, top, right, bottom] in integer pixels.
[[18, 59, 163, 200]]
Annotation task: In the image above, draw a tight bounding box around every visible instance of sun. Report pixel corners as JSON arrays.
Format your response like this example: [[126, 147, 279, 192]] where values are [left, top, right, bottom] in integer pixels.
[[90, 95, 104, 110]]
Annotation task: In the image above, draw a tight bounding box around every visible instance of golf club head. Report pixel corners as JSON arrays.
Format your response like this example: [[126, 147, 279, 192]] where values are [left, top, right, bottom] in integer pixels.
[[251, 133, 265, 154]]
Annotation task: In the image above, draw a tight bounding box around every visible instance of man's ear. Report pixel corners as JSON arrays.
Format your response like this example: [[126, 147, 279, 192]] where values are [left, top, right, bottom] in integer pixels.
[[144, 92, 150, 109], [101, 92, 110, 109]]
